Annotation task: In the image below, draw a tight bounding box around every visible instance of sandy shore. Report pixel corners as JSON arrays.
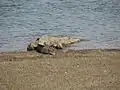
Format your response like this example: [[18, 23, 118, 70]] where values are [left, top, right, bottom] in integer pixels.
[[0, 49, 120, 90]]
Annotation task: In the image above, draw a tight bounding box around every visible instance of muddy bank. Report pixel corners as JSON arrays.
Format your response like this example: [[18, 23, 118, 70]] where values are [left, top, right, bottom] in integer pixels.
[[0, 49, 120, 90]]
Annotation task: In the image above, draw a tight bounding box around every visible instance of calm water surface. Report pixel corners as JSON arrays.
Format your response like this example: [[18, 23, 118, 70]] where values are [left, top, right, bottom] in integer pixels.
[[0, 0, 120, 51]]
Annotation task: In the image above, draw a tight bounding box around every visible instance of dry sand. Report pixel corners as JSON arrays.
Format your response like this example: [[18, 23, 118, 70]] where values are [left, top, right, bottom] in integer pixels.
[[0, 49, 120, 90]]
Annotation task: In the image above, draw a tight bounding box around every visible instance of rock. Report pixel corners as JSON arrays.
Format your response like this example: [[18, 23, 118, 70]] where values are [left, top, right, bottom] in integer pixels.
[[35, 44, 56, 55]]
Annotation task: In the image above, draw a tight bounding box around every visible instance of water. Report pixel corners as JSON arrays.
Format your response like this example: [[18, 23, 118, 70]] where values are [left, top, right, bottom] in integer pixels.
[[0, 0, 120, 52]]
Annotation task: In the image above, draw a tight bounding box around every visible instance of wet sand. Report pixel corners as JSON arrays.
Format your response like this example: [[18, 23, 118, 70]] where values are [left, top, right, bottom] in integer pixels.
[[0, 49, 120, 90]]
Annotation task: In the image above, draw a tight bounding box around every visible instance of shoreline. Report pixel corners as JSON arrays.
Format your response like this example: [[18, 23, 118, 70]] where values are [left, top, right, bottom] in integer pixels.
[[1, 48, 120, 53], [0, 49, 120, 89]]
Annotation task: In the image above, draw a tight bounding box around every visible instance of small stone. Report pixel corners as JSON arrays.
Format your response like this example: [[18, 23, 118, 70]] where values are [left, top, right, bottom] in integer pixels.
[[65, 71, 68, 74], [77, 65, 79, 67], [104, 70, 107, 73]]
